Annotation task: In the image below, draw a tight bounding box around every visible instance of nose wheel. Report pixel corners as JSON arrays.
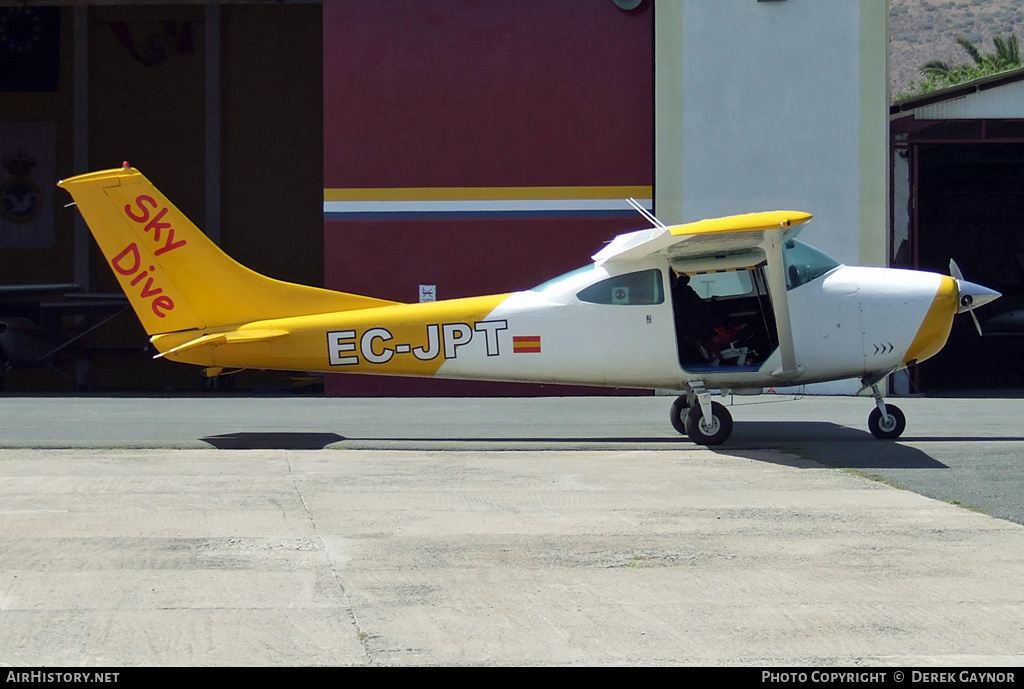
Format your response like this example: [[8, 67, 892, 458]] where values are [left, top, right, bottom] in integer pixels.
[[868, 404, 905, 439], [863, 378, 906, 440]]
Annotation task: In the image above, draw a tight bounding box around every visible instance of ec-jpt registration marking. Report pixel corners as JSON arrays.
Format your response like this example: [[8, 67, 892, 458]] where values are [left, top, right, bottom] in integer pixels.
[[327, 320, 509, 365]]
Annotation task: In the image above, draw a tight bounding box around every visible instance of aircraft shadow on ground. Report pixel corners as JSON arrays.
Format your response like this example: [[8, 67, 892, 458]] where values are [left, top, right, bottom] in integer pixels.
[[728, 421, 946, 469], [196, 422, 1023, 470], [199, 432, 345, 450], [340, 421, 957, 470], [341, 422, 875, 447]]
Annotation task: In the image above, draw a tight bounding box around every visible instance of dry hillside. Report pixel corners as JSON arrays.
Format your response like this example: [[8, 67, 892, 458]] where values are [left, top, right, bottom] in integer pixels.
[[890, 0, 1024, 98]]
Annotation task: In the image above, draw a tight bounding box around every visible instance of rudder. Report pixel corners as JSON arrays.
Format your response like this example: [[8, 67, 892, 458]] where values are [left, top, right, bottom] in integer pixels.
[[58, 166, 394, 336]]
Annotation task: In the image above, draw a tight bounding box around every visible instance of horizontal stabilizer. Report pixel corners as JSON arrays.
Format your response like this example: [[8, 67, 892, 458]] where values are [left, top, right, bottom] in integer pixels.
[[154, 329, 289, 359]]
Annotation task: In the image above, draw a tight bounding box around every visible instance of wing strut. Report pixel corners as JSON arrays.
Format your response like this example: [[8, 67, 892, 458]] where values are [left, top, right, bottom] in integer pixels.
[[764, 238, 801, 380], [627, 198, 666, 229]]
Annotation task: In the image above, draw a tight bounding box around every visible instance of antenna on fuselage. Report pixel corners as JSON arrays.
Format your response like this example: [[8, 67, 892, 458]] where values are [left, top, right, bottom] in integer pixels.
[[627, 197, 666, 229]]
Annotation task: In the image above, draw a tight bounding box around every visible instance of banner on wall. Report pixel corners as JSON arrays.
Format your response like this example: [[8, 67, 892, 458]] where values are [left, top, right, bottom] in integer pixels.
[[0, 7, 60, 92], [0, 120, 56, 249]]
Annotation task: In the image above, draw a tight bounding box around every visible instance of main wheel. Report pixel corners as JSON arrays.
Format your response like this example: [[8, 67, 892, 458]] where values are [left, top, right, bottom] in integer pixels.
[[867, 404, 906, 440], [669, 395, 690, 435], [684, 401, 733, 445], [200, 373, 236, 392]]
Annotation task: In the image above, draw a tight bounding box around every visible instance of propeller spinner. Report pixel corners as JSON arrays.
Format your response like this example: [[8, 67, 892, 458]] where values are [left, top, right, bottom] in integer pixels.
[[949, 259, 1001, 336]]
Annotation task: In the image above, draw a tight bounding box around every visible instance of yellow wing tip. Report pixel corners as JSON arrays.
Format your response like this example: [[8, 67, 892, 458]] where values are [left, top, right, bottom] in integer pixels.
[[670, 210, 813, 236]]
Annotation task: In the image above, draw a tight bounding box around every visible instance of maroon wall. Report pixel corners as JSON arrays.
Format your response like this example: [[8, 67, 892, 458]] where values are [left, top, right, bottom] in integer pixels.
[[323, 0, 652, 396]]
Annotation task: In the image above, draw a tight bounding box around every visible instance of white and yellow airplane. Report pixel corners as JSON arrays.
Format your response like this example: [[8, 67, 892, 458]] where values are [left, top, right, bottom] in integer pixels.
[[58, 165, 1000, 444]]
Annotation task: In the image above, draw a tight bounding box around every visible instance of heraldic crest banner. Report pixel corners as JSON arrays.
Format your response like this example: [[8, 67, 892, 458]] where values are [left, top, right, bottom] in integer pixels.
[[0, 120, 56, 248]]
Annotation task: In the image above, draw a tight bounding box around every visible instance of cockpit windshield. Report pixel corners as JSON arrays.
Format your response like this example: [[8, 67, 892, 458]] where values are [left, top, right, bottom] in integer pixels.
[[782, 240, 841, 290], [529, 264, 596, 293]]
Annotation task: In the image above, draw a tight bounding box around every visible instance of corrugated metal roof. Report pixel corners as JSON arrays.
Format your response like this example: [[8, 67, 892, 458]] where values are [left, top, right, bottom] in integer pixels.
[[890, 66, 1024, 119]]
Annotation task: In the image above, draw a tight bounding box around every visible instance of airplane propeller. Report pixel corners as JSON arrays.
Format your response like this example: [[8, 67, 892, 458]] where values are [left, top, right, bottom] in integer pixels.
[[949, 259, 1001, 336]]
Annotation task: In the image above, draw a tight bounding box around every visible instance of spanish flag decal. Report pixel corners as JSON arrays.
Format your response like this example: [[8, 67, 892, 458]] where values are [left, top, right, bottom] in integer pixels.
[[513, 335, 541, 354]]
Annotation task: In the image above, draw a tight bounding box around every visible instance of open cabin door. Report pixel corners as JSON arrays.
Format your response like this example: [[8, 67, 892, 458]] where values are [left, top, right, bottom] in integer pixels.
[[591, 209, 814, 380], [669, 261, 780, 373]]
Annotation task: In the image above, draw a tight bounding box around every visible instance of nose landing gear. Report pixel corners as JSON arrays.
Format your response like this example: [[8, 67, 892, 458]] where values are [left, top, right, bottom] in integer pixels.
[[863, 376, 906, 440]]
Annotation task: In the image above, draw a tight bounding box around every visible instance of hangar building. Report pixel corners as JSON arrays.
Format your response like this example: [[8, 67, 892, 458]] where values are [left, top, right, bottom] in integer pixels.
[[0, 1, 934, 396], [891, 68, 1024, 392]]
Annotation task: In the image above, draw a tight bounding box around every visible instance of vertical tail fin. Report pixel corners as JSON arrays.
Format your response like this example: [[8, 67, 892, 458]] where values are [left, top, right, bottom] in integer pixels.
[[58, 166, 394, 336]]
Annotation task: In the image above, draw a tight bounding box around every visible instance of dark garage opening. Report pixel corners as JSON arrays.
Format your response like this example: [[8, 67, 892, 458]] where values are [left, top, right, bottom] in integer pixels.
[[915, 143, 1024, 392]]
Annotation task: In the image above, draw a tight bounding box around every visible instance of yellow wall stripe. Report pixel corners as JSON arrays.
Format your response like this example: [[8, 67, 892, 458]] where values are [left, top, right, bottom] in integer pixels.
[[324, 186, 653, 202]]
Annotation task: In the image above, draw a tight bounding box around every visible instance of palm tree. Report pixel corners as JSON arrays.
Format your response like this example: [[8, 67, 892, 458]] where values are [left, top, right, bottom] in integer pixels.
[[920, 34, 1021, 79], [920, 59, 954, 77], [991, 34, 1021, 68]]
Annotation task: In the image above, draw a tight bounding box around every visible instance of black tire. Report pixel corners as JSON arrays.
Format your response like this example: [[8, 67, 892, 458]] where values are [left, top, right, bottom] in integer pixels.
[[684, 401, 733, 445], [868, 404, 906, 440], [669, 395, 689, 435], [201, 374, 236, 393]]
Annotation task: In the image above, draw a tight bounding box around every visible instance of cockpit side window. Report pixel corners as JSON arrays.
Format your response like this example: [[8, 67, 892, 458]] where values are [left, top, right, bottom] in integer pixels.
[[684, 269, 755, 298], [782, 240, 841, 290], [576, 268, 664, 305]]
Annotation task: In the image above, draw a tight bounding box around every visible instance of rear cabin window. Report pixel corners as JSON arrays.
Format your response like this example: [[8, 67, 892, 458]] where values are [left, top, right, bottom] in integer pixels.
[[576, 269, 664, 305]]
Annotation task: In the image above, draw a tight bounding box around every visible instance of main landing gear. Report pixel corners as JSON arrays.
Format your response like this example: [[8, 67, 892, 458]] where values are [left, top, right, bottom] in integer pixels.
[[669, 388, 733, 446], [201, 367, 238, 393]]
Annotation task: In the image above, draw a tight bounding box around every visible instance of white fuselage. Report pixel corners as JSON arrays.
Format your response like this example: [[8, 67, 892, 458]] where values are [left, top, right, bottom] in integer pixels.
[[424, 259, 955, 391]]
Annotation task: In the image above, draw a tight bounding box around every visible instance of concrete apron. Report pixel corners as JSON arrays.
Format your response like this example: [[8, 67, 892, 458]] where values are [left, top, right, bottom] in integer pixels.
[[2, 447, 1023, 666]]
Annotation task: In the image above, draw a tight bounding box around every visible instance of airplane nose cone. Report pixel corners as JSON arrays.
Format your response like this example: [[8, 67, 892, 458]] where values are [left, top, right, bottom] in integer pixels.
[[956, 280, 1001, 313]]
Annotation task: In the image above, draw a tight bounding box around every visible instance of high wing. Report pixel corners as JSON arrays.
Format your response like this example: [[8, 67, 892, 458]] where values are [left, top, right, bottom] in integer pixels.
[[592, 210, 812, 264], [594, 210, 814, 380]]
